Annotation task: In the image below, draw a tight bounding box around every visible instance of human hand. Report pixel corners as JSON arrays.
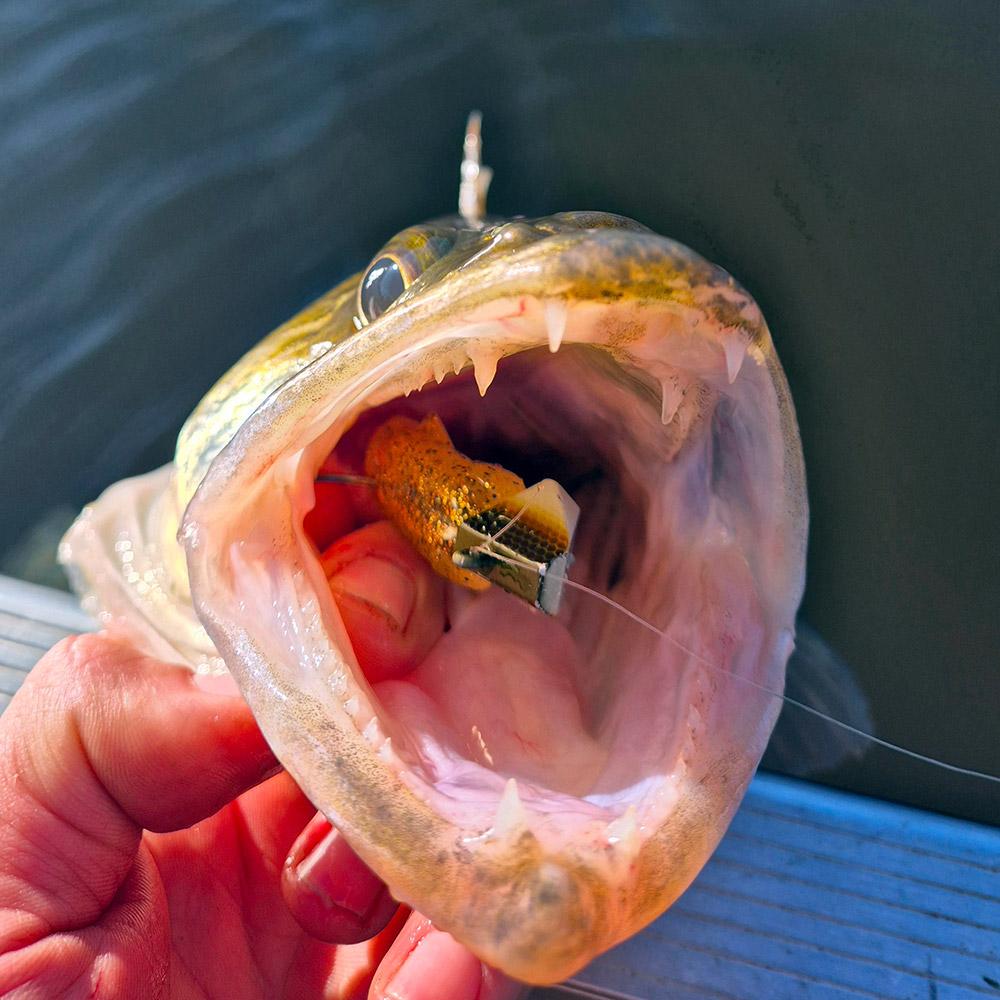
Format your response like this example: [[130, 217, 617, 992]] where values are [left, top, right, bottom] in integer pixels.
[[0, 527, 523, 999]]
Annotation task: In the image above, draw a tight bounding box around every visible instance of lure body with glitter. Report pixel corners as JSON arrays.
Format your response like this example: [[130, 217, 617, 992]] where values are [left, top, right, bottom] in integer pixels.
[[363, 414, 579, 613]]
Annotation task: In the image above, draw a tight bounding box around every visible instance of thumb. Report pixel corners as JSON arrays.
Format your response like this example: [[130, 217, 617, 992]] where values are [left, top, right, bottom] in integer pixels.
[[0, 632, 278, 946]]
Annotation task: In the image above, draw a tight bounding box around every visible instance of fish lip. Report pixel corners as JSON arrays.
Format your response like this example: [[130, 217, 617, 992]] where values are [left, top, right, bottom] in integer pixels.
[[358, 227, 766, 354], [178, 230, 806, 984]]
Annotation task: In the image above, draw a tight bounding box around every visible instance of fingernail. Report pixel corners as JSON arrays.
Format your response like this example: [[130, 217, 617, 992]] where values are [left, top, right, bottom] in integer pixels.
[[291, 819, 386, 920], [385, 928, 483, 1000], [328, 555, 415, 631], [192, 670, 242, 696]]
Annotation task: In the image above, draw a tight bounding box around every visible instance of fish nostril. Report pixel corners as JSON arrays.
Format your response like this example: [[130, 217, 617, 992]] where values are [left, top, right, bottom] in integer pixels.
[[479, 220, 544, 254]]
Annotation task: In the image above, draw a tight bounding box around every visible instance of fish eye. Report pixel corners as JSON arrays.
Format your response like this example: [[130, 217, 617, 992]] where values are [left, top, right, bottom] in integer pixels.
[[356, 227, 460, 326], [358, 255, 406, 324]]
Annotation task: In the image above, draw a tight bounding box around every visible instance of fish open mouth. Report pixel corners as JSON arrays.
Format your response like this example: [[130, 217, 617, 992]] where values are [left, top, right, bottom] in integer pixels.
[[180, 243, 805, 980], [63, 226, 806, 983], [305, 339, 779, 833]]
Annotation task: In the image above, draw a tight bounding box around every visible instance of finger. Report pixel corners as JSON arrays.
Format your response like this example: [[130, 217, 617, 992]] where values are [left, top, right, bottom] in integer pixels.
[[282, 811, 399, 944], [321, 520, 445, 683], [0, 841, 169, 999], [312, 903, 411, 1000], [0, 632, 278, 944], [369, 912, 525, 1000]]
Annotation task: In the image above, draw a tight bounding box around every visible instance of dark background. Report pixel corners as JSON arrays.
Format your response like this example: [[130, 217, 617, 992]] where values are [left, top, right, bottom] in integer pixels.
[[2, 1, 997, 824]]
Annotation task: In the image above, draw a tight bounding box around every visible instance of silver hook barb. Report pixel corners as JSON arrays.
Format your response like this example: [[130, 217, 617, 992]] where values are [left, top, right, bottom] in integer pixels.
[[459, 110, 493, 228]]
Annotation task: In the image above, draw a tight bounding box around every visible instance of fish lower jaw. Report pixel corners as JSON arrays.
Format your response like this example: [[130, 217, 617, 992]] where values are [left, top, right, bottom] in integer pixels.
[[339, 634, 692, 867]]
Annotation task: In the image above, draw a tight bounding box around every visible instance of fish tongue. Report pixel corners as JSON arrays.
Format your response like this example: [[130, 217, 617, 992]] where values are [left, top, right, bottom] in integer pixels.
[[376, 587, 607, 804]]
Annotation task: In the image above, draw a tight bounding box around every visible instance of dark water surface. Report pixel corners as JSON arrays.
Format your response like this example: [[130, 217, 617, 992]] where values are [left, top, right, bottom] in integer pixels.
[[2, 1, 997, 823]]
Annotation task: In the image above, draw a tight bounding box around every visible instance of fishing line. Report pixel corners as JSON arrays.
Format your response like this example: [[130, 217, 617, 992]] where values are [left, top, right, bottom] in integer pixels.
[[470, 527, 1000, 787], [480, 481, 541, 546], [554, 982, 648, 1000], [316, 471, 1000, 784]]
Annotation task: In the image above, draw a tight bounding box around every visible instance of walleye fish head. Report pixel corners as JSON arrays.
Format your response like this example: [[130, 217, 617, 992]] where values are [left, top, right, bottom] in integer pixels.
[[62, 210, 807, 984]]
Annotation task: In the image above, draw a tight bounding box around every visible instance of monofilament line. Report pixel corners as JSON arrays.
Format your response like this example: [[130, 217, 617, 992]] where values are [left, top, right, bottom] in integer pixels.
[[484, 483, 541, 546], [473, 533, 1000, 786], [557, 577, 1000, 784]]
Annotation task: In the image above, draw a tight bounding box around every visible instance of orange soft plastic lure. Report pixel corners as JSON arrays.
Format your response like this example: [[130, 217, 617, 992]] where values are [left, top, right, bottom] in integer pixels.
[[362, 414, 579, 613], [364, 414, 526, 589]]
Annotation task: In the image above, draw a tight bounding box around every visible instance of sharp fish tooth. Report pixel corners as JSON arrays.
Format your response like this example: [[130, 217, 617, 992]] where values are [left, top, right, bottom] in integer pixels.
[[544, 299, 567, 353], [493, 777, 527, 838], [606, 804, 639, 852], [469, 345, 501, 397], [723, 337, 748, 384], [660, 378, 683, 425]]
